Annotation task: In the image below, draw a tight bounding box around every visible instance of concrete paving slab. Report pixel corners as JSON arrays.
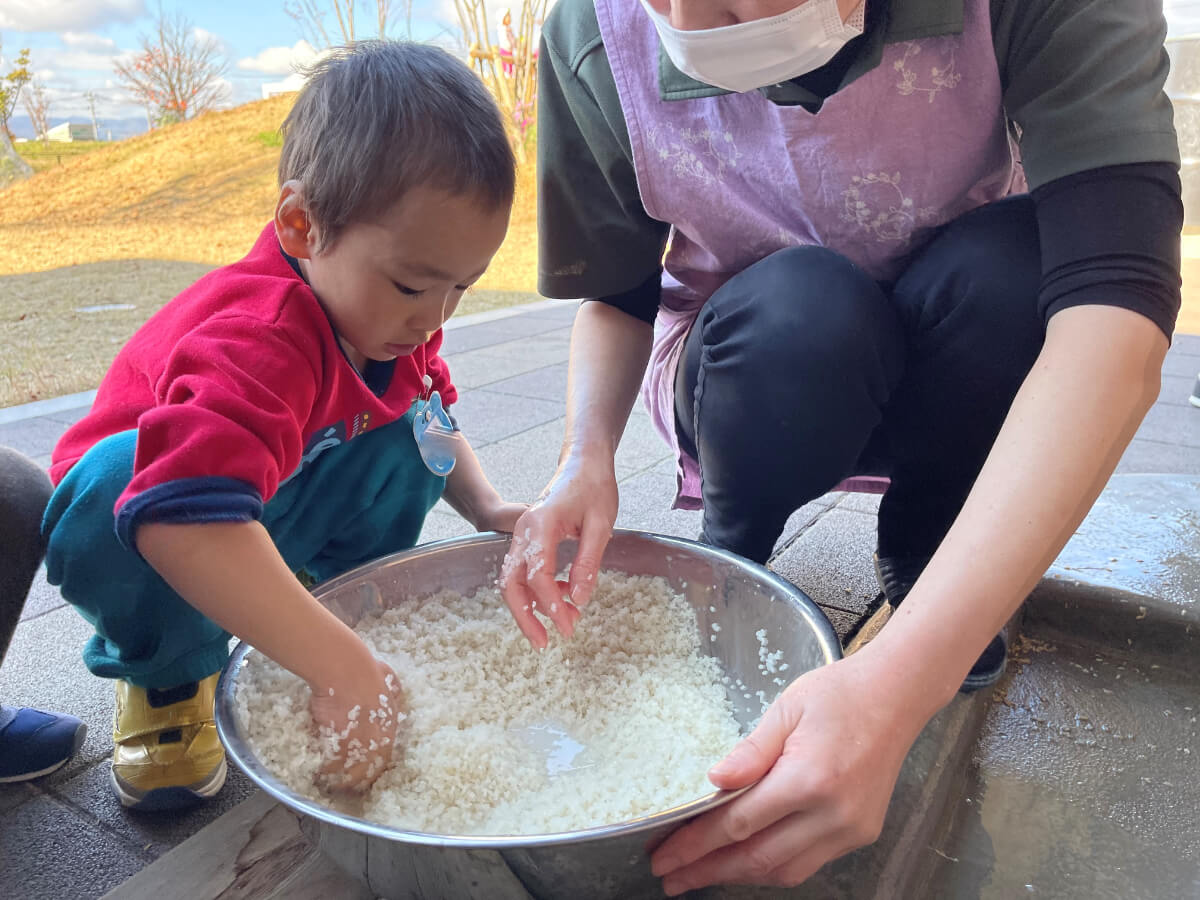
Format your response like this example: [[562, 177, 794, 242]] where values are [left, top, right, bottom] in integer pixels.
[[772, 493, 845, 555], [1161, 347, 1200, 377], [0, 779, 36, 814], [1130, 401, 1200, 448], [1115, 436, 1200, 475], [416, 508, 476, 544], [443, 332, 571, 390], [1172, 333, 1200, 355], [0, 414, 69, 458], [613, 471, 704, 539], [0, 791, 149, 900], [520, 301, 581, 324], [651, 454, 677, 476], [1048, 474, 1200, 612], [0, 606, 123, 787], [441, 314, 569, 355], [614, 412, 673, 477], [0, 391, 95, 426], [450, 388, 565, 448], [837, 491, 883, 515], [42, 404, 94, 427], [485, 362, 569, 402], [18, 565, 67, 623], [1158, 372, 1200, 407], [473, 419, 567, 503], [814, 604, 859, 640], [51, 760, 259, 861], [770, 509, 880, 615]]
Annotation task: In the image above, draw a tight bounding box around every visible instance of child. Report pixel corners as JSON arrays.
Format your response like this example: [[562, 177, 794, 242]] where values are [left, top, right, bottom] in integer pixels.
[[42, 40, 523, 811]]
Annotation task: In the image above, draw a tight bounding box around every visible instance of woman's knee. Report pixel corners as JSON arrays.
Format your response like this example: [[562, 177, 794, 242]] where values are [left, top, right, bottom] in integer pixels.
[[896, 195, 1041, 340], [0, 447, 52, 556], [701, 246, 902, 381]]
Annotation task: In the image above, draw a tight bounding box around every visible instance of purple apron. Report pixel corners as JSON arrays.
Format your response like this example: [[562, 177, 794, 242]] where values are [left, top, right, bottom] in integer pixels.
[[593, 0, 1025, 508]]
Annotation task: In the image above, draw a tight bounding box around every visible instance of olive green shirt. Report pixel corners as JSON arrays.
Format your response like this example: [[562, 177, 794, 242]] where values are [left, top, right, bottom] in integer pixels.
[[537, 0, 1180, 301]]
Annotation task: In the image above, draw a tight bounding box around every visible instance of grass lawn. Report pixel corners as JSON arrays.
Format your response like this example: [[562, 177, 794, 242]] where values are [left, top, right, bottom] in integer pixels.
[[0, 260, 539, 408], [14, 140, 109, 173]]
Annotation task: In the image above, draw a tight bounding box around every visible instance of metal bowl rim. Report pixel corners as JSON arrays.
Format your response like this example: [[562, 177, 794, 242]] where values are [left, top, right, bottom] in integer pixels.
[[214, 528, 842, 848]]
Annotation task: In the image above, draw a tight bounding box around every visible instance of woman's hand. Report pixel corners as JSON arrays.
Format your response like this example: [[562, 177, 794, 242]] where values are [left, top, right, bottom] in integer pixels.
[[498, 450, 619, 648], [309, 656, 406, 793], [651, 651, 930, 894]]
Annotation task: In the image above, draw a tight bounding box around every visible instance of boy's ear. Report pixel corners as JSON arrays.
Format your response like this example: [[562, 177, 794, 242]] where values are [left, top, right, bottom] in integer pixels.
[[275, 180, 317, 260]]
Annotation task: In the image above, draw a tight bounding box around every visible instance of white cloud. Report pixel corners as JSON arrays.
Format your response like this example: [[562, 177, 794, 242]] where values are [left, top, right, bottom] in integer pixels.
[[33, 47, 124, 72], [237, 40, 319, 75], [0, 0, 146, 32], [61, 31, 117, 51], [192, 25, 225, 49]]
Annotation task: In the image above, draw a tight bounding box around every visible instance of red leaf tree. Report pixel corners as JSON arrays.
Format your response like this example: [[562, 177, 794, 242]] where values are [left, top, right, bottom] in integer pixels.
[[114, 8, 229, 126]]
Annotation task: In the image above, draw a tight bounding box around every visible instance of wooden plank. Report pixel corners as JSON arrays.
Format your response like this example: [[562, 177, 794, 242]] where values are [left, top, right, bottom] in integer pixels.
[[102, 792, 374, 900]]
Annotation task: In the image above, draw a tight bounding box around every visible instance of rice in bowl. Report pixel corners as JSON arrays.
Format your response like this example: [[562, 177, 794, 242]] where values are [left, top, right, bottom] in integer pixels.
[[233, 570, 746, 835]]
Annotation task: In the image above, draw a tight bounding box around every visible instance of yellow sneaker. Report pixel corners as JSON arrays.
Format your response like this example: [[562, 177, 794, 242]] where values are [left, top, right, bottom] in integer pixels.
[[111, 673, 227, 810]]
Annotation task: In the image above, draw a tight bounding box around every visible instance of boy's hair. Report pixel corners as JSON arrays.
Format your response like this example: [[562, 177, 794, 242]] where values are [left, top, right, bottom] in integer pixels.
[[279, 40, 516, 252]]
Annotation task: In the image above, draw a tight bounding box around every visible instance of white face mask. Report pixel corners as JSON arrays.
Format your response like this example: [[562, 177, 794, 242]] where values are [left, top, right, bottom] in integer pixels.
[[638, 0, 865, 94]]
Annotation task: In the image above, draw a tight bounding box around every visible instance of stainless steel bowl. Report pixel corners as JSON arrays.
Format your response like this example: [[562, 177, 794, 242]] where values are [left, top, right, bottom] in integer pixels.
[[214, 530, 842, 900]]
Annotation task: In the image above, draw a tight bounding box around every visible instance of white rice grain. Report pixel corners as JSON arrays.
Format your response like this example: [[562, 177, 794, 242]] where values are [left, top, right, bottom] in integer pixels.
[[235, 571, 742, 835]]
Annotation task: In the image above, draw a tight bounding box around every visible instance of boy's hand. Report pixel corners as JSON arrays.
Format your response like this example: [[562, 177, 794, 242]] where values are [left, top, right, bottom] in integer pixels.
[[473, 499, 528, 534], [309, 657, 406, 793]]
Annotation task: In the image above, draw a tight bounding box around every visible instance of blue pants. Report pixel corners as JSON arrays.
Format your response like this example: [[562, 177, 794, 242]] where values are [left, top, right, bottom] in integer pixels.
[[43, 412, 444, 689], [675, 195, 1044, 563]]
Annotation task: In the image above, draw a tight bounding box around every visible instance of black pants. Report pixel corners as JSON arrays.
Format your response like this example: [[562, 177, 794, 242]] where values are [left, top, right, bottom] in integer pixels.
[[675, 196, 1044, 564]]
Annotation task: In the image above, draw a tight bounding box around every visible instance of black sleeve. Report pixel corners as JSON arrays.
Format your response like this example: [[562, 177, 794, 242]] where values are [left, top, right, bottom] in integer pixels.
[[586, 268, 663, 324], [536, 10, 670, 300], [1033, 161, 1181, 340]]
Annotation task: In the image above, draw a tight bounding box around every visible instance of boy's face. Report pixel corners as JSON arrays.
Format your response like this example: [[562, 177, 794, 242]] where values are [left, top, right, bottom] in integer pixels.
[[280, 184, 510, 371]]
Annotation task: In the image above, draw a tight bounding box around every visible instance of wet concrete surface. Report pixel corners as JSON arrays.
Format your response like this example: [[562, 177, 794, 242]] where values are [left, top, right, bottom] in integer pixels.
[[1048, 475, 1200, 614], [926, 632, 1200, 898], [925, 473, 1200, 899]]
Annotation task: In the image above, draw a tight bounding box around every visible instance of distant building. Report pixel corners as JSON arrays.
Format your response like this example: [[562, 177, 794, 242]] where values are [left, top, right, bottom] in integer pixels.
[[262, 72, 308, 99], [45, 122, 98, 142]]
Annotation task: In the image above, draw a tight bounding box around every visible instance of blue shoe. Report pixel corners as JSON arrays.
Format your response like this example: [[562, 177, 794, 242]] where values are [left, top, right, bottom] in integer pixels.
[[0, 705, 88, 783]]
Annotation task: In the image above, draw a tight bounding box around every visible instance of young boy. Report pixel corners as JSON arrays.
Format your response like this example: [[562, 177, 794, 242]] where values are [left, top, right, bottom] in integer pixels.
[[42, 41, 523, 811]]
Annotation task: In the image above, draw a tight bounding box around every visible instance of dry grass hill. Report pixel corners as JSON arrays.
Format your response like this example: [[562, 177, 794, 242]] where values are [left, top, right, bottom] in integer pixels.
[[0, 94, 540, 407], [0, 94, 537, 290]]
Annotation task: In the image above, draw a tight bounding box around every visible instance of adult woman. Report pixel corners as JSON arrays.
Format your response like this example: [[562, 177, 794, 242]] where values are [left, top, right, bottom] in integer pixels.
[[502, 0, 1180, 891]]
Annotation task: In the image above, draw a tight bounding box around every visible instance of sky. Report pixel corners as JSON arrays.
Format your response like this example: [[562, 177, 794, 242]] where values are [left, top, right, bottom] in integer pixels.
[[0, 0, 480, 125], [0, 0, 1197, 128]]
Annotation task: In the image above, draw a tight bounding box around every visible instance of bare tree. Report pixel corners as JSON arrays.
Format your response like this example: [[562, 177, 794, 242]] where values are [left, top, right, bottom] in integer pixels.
[[22, 79, 50, 146], [113, 7, 230, 125], [285, 0, 356, 47], [454, 0, 547, 162], [285, 1, 414, 45]]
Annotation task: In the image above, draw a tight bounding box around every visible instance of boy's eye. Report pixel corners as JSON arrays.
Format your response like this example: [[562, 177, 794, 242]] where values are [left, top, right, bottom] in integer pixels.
[[394, 282, 423, 296]]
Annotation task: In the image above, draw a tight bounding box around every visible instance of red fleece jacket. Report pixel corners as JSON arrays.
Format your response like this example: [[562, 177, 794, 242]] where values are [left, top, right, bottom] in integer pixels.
[[50, 223, 456, 519]]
